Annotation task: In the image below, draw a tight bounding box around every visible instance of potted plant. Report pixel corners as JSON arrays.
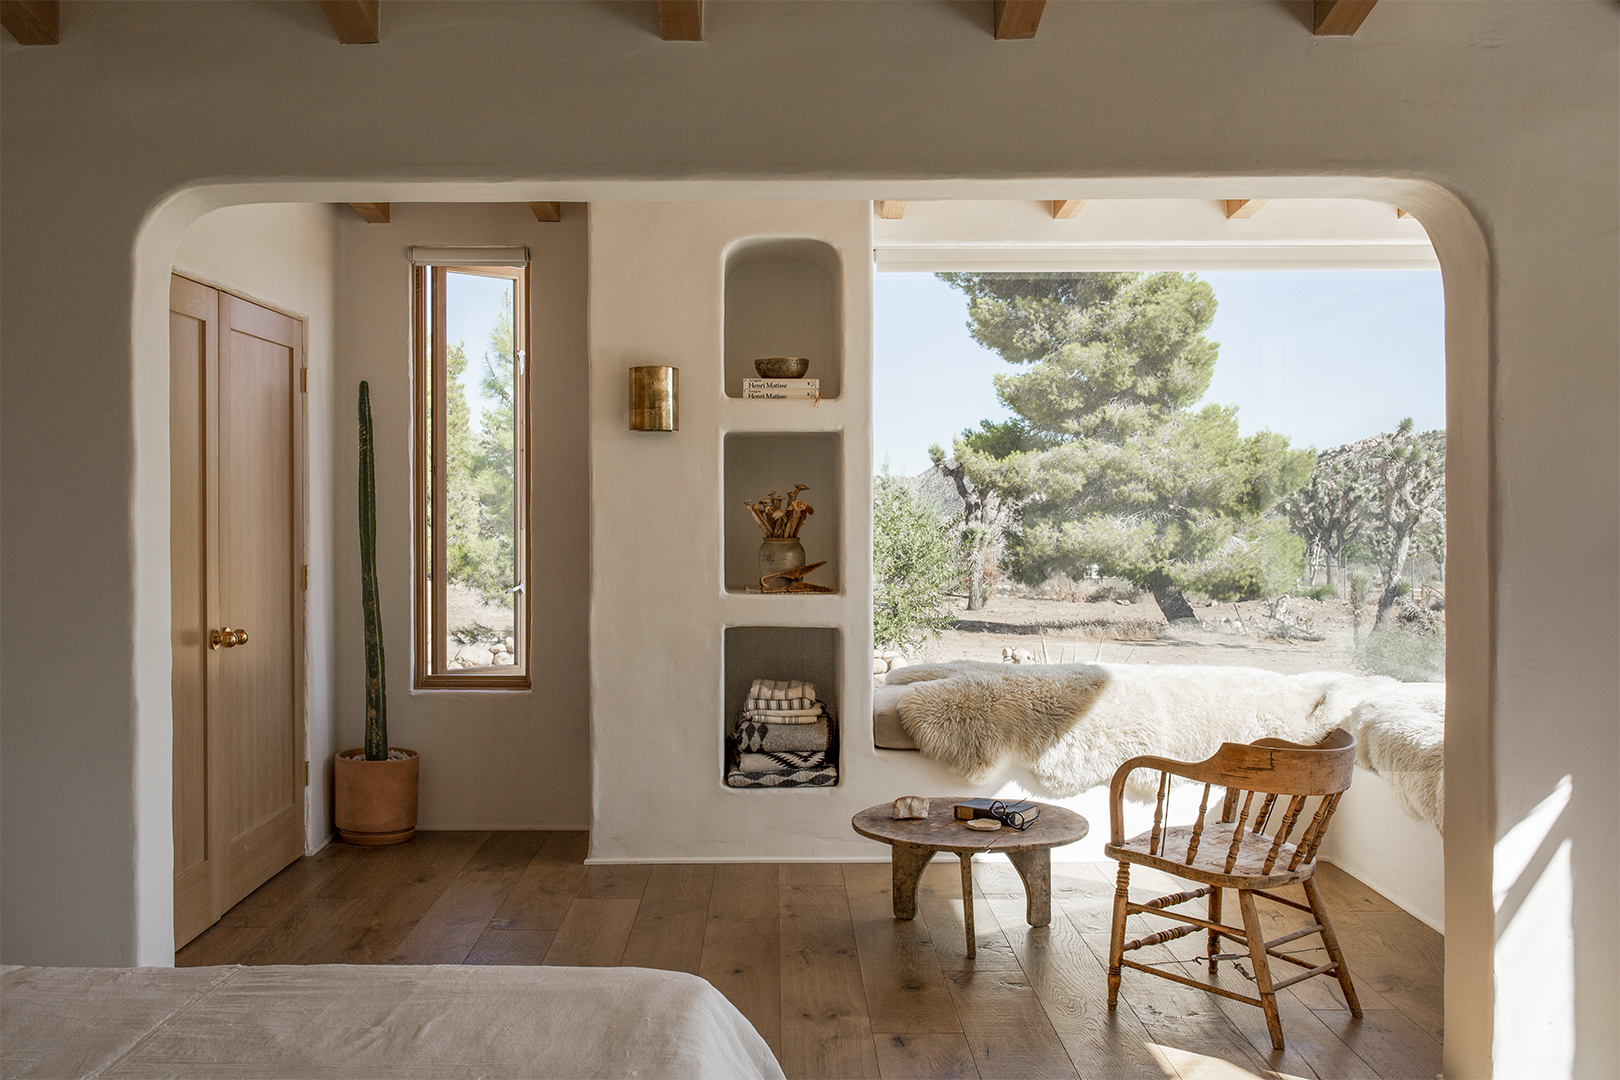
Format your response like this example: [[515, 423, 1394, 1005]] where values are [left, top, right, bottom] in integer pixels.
[[333, 380, 419, 845]]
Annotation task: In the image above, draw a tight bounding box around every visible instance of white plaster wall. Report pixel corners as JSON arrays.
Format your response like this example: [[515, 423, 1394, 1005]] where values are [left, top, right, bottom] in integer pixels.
[[334, 203, 592, 830], [0, 4, 1614, 1075], [171, 203, 341, 851], [1317, 766, 1445, 932]]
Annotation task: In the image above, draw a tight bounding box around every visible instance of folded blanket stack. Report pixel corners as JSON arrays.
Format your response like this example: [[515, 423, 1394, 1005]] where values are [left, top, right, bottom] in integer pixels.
[[728, 681, 838, 787]]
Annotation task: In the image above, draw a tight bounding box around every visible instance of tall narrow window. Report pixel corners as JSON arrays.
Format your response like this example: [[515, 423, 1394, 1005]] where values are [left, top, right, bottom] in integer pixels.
[[413, 255, 529, 688]]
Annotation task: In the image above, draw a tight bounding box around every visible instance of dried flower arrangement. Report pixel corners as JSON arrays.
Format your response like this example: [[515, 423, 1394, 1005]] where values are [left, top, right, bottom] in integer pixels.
[[745, 484, 814, 538]]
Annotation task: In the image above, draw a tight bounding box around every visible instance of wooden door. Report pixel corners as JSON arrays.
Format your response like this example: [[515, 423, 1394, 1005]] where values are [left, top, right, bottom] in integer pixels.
[[171, 276, 306, 948]]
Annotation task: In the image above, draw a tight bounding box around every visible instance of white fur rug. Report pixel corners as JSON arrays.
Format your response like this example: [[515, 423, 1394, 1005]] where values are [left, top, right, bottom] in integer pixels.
[[887, 661, 1402, 799], [1344, 684, 1445, 833]]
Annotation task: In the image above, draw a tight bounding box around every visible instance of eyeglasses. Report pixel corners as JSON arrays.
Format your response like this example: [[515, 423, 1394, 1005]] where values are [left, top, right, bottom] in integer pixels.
[[989, 800, 1033, 831]]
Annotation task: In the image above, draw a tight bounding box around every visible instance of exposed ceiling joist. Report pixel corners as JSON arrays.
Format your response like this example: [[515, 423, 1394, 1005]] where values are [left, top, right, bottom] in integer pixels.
[[1313, 0, 1377, 36], [1, 1, 58, 45], [993, 0, 1045, 40], [1051, 200, 1086, 220], [529, 202, 562, 223], [350, 203, 391, 224], [320, 0, 380, 44], [657, 1, 703, 41], [1397, 208, 1412, 219], [877, 201, 907, 220], [1224, 199, 1269, 220]]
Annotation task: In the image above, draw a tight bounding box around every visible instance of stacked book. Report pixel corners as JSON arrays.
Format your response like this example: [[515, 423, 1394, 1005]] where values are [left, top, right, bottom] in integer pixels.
[[726, 678, 838, 788], [743, 378, 820, 401]]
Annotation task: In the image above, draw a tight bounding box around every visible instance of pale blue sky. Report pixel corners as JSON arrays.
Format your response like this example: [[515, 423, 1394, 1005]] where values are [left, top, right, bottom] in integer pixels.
[[873, 270, 1446, 477], [445, 271, 516, 434]]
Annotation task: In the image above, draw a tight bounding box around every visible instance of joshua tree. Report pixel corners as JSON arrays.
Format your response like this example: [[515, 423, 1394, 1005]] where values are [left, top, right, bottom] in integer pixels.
[[358, 381, 388, 761]]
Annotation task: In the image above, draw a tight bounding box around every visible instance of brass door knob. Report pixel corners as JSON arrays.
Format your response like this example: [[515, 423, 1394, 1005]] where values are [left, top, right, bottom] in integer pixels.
[[210, 627, 249, 650]]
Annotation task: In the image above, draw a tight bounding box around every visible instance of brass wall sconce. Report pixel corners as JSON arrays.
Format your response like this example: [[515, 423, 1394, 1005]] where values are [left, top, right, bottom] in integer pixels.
[[629, 366, 679, 431]]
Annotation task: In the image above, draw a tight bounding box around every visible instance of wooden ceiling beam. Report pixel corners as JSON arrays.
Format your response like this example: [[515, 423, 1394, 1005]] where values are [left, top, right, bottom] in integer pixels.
[[1313, 0, 1377, 36], [657, 1, 703, 41], [1, 1, 58, 45], [349, 203, 390, 224], [1397, 208, 1413, 219], [529, 202, 562, 223], [1224, 199, 1269, 220], [320, 0, 380, 44], [993, 0, 1045, 40], [1051, 200, 1086, 220], [877, 201, 907, 220]]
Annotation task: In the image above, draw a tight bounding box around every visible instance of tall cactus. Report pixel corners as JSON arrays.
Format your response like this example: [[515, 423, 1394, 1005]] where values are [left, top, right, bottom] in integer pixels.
[[358, 381, 388, 761]]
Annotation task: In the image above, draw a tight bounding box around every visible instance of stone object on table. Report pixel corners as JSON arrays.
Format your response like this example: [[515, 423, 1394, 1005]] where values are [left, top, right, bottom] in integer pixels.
[[891, 795, 928, 819], [966, 818, 1002, 831]]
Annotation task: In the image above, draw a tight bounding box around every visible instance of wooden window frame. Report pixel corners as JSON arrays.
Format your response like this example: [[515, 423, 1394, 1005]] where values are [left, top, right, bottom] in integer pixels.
[[413, 262, 531, 689]]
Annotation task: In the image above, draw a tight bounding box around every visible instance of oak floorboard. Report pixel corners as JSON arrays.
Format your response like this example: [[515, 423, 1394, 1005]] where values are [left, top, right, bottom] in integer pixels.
[[621, 864, 715, 974], [873, 1033, 982, 1079], [464, 830, 548, 873], [537, 829, 590, 864], [985, 894, 1164, 1080], [918, 861, 1023, 974], [1311, 1007, 1442, 1080], [711, 863, 783, 920], [235, 898, 364, 965], [701, 917, 782, 1060], [780, 884, 881, 1080], [1330, 909, 1444, 1041], [578, 862, 653, 900], [175, 924, 268, 967], [1156, 909, 1378, 1080], [488, 859, 587, 931], [387, 861, 528, 964], [1081, 929, 1277, 1080], [782, 862, 846, 888], [543, 897, 640, 967], [845, 862, 961, 1034], [943, 968, 1079, 1080], [464, 928, 557, 965], [212, 841, 352, 927]]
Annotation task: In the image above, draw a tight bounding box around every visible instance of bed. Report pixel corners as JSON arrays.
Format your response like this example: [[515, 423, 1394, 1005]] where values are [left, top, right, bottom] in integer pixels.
[[1, 963, 784, 1079]]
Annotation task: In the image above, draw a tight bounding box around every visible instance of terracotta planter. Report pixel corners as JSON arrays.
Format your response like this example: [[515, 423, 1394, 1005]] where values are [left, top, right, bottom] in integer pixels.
[[333, 748, 419, 845]]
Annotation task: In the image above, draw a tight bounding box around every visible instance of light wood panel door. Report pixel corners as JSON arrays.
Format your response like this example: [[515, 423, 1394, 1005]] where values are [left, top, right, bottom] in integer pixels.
[[171, 276, 306, 948]]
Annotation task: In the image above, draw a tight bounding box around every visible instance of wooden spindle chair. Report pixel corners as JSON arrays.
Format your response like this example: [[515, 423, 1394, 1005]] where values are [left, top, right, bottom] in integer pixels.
[[1103, 728, 1361, 1051]]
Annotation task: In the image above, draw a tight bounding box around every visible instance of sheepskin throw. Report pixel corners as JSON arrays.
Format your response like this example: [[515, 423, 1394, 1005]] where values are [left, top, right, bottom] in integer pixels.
[[887, 661, 1401, 798], [1346, 683, 1445, 833]]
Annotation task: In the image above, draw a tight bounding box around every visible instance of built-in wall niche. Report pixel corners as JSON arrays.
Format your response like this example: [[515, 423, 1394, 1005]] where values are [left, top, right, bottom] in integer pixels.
[[723, 238, 842, 400], [723, 624, 841, 785], [723, 431, 841, 594]]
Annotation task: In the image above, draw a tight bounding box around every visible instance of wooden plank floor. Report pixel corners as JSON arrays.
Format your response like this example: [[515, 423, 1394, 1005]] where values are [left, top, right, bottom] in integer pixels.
[[178, 831, 1443, 1080]]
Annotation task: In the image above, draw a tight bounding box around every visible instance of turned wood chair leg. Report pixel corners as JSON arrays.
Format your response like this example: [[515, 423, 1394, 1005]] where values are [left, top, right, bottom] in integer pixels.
[[1207, 885, 1223, 974], [1107, 861, 1130, 1008], [1237, 888, 1285, 1051], [1305, 876, 1362, 1018]]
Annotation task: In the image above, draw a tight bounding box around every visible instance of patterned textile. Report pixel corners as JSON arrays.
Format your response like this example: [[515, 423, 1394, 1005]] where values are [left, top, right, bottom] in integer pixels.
[[735, 718, 830, 753], [743, 697, 817, 713], [738, 750, 827, 773], [725, 764, 838, 788]]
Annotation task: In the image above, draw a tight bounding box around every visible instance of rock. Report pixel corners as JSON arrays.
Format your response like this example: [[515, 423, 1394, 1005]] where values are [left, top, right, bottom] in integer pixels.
[[892, 795, 928, 819], [872, 657, 889, 675], [493, 653, 515, 666], [887, 656, 909, 670], [504, 637, 515, 651], [491, 642, 507, 655], [965, 818, 1002, 831], [1114, 598, 1132, 605], [872, 674, 887, 688], [458, 644, 494, 667]]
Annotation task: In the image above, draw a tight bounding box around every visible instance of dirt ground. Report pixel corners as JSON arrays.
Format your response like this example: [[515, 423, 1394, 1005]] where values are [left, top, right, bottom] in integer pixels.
[[918, 589, 1364, 676]]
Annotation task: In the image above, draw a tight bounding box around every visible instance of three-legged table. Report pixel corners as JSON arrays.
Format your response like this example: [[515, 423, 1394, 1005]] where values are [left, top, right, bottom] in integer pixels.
[[852, 798, 1089, 956]]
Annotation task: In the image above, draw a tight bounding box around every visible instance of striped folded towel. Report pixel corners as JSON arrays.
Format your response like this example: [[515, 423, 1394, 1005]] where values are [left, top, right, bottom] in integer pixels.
[[748, 679, 816, 702], [743, 697, 817, 713], [737, 750, 828, 773], [736, 718, 829, 753]]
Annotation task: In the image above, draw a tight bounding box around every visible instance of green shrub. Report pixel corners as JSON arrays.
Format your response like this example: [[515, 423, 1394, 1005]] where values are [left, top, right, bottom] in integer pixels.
[[872, 473, 960, 653], [1301, 584, 1337, 601], [1358, 625, 1445, 682]]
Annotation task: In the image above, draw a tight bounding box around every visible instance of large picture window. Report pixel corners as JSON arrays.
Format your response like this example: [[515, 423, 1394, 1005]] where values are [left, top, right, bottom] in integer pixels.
[[413, 256, 529, 688]]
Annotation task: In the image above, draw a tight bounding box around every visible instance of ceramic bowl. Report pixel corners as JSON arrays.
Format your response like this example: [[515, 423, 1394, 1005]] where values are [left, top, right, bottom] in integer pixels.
[[753, 356, 810, 379]]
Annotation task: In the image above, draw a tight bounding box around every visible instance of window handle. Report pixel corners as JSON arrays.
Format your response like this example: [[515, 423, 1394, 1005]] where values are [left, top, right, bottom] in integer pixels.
[[507, 581, 525, 594]]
